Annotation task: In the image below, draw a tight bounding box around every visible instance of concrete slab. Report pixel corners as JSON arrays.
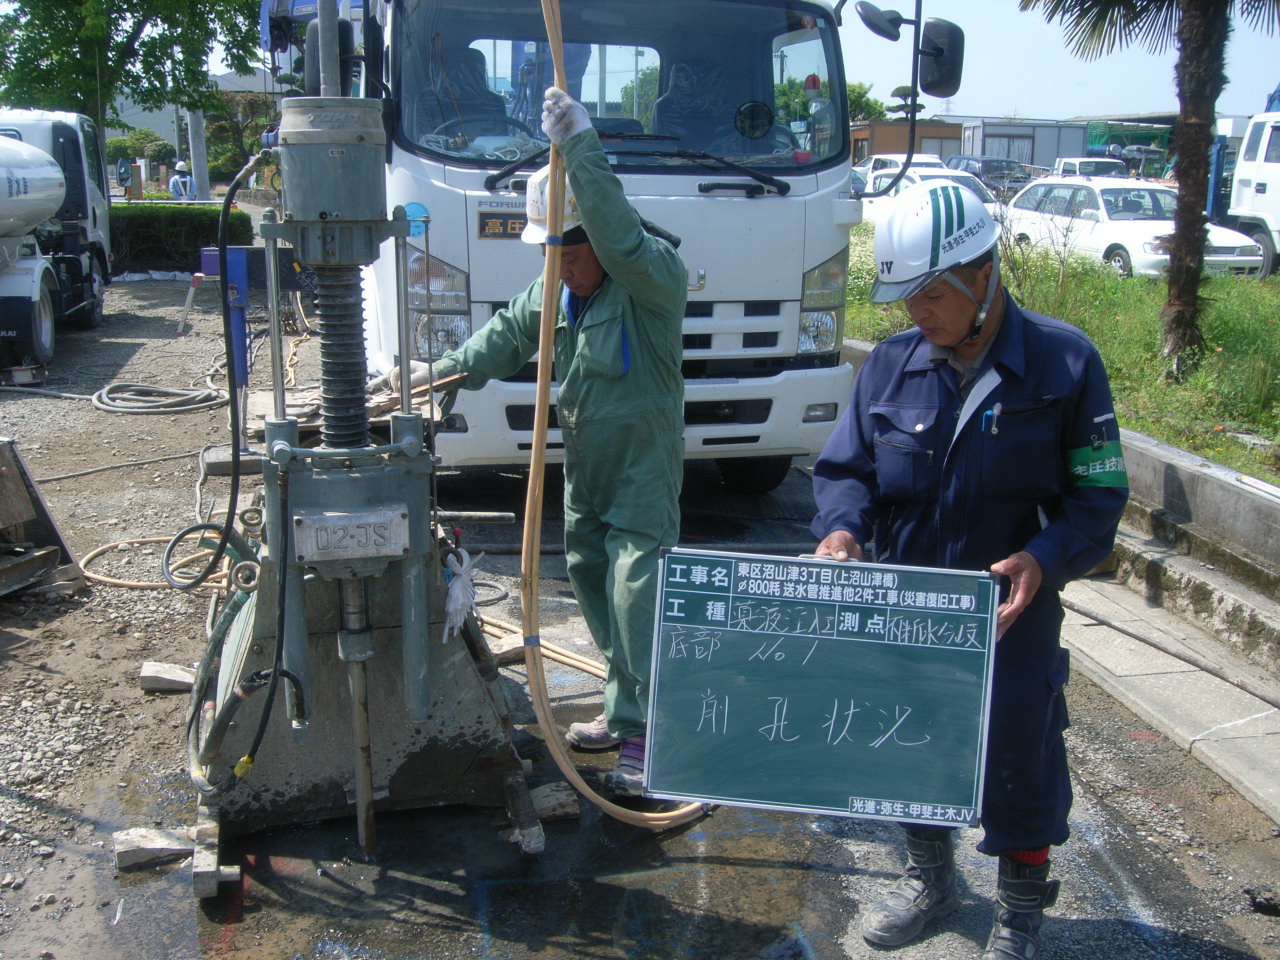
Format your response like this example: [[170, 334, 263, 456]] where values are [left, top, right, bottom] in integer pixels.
[[1061, 622, 1196, 677], [1192, 732, 1280, 830], [1066, 633, 1280, 827]]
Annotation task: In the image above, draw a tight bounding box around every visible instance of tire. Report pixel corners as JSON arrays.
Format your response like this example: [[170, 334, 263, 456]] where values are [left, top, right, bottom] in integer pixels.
[[26, 284, 56, 366], [77, 256, 107, 329], [1250, 227, 1275, 278], [1107, 246, 1133, 278], [714, 456, 793, 495]]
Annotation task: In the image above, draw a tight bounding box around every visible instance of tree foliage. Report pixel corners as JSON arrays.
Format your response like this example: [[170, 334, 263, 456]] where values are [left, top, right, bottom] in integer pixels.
[[1019, 0, 1280, 373], [884, 84, 923, 121], [0, 0, 261, 131], [618, 65, 660, 130], [847, 81, 887, 122], [204, 90, 277, 181], [144, 138, 177, 164]]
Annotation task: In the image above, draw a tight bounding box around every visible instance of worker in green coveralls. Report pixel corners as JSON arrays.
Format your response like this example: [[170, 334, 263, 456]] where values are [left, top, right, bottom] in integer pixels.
[[430, 88, 687, 796]]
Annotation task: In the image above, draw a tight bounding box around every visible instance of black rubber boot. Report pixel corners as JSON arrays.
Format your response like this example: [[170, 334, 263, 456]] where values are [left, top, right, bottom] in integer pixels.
[[981, 856, 1061, 959], [860, 828, 959, 947]]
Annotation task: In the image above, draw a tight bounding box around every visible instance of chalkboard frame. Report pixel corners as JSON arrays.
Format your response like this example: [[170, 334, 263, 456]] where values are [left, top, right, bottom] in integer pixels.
[[644, 548, 998, 826]]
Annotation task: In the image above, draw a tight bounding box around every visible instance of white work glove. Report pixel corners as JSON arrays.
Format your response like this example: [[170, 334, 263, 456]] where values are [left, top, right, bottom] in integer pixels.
[[541, 87, 592, 145], [366, 360, 434, 396]]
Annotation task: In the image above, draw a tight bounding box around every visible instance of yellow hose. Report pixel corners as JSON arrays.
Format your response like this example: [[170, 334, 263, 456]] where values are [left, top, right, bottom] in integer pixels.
[[517, 0, 704, 831]]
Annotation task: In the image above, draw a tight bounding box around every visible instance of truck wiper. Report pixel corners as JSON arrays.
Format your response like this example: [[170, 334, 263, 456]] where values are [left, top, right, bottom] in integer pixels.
[[484, 147, 550, 191], [611, 148, 790, 196], [678, 150, 790, 195], [484, 133, 678, 191]]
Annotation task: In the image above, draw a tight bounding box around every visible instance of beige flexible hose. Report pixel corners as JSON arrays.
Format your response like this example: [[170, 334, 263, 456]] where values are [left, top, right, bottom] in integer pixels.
[[80, 535, 231, 592], [516, 0, 704, 831]]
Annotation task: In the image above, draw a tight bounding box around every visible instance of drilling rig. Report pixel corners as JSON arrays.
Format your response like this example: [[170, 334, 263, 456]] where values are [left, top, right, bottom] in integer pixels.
[[188, 2, 542, 896]]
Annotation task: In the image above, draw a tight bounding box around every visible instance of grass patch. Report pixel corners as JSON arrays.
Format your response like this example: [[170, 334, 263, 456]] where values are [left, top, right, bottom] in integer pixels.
[[845, 222, 1280, 486]]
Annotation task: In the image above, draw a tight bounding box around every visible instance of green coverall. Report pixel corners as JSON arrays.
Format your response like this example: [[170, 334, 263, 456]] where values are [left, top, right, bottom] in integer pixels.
[[432, 128, 687, 740]]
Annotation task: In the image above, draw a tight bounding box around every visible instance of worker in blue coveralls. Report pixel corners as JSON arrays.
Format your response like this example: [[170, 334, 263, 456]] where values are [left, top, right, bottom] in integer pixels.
[[430, 88, 687, 796], [811, 180, 1128, 960]]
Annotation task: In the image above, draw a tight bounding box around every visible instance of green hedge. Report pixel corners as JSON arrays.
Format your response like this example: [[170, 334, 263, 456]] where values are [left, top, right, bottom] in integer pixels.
[[109, 203, 254, 274]]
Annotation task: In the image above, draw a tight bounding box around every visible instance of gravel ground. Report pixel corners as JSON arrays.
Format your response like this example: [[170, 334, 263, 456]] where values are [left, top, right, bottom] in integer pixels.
[[1, 279, 253, 956]]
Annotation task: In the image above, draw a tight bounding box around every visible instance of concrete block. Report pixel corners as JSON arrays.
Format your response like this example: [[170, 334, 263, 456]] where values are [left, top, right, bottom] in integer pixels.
[[486, 634, 525, 665], [530, 781, 580, 820], [139, 661, 195, 692], [113, 827, 192, 870]]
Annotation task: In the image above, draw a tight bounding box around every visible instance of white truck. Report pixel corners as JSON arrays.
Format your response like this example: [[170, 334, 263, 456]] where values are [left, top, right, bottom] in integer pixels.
[[0, 108, 111, 373], [1228, 111, 1280, 276], [262, 0, 961, 492]]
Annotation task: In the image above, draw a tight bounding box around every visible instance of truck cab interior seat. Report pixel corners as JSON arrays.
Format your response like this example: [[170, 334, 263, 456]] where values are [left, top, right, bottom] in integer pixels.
[[652, 60, 728, 150]]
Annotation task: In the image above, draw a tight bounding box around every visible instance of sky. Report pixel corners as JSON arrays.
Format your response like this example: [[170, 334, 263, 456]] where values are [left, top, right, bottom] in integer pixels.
[[839, 0, 1279, 121]]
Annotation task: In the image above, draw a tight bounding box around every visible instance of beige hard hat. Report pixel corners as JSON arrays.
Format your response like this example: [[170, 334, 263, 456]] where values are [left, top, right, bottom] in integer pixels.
[[175, 161, 189, 172], [521, 164, 582, 244]]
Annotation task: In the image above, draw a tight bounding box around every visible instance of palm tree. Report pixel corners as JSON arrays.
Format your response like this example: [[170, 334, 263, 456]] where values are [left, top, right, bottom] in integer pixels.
[[1019, 0, 1280, 375]]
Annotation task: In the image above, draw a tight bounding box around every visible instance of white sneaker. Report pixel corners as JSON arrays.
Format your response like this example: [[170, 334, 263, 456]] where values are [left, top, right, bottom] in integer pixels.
[[566, 714, 620, 750]]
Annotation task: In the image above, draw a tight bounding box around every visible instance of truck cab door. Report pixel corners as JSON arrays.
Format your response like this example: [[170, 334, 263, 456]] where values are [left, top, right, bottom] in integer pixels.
[[76, 117, 111, 260]]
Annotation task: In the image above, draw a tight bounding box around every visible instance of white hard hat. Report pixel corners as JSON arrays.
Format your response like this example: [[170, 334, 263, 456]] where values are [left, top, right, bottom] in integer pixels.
[[871, 179, 999, 302], [521, 164, 582, 244], [175, 161, 189, 172]]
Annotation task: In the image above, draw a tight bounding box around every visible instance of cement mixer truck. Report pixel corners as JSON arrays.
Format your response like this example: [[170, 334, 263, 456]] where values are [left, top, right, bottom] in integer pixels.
[[0, 108, 111, 375]]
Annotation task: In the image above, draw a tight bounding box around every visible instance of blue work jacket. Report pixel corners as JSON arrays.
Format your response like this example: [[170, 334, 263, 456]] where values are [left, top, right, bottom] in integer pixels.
[[812, 295, 1128, 849], [812, 293, 1128, 635]]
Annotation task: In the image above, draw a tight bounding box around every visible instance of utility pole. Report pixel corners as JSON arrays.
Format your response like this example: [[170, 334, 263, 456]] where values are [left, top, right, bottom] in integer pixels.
[[187, 108, 210, 201]]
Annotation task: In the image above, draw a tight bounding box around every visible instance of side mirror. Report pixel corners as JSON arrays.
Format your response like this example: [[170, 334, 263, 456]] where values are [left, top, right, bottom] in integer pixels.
[[1078, 209, 1100, 222], [115, 159, 132, 187], [919, 19, 964, 98], [855, 2, 905, 41]]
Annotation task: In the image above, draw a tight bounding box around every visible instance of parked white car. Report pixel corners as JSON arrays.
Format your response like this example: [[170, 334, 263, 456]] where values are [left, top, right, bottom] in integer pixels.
[[851, 152, 946, 180], [1003, 177, 1263, 277], [861, 168, 1000, 225]]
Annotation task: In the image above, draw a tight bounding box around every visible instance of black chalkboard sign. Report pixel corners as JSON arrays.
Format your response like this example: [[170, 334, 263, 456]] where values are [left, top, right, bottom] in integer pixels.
[[645, 548, 997, 826]]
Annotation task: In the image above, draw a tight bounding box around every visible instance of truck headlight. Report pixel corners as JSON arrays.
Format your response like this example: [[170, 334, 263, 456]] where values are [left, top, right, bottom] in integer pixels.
[[408, 252, 471, 361], [799, 247, 848, 355], [1143, 240, 1170, 255]]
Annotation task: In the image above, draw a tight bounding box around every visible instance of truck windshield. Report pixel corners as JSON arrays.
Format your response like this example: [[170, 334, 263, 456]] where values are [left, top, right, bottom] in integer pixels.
[[393, 0, 847, 174]]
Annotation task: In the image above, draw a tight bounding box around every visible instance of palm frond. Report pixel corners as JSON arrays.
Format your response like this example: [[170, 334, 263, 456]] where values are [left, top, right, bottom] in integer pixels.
[[1019, 0, 1180, 59]]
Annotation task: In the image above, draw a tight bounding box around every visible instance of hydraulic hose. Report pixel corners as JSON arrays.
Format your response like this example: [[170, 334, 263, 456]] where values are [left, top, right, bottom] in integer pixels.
[[519, 0, 704, 831], [175, 151, 271, 592]]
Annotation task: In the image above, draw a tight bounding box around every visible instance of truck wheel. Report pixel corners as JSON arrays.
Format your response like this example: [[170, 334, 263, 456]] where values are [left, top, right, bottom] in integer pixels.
[[27, 284, 56, 366], [1250, 227, 1275, 278], [75, 258, 107, 329], [87, 259, 106, 330], [715, 456, 793, 495]]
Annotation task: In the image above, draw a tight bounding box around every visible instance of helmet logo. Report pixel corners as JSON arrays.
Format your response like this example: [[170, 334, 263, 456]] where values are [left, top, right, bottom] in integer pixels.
[[929, 185, 966, 269], [878, 259, 894, 275]]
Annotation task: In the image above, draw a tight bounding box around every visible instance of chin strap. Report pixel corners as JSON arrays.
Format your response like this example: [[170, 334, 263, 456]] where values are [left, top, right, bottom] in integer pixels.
[[942, 246, 1001, 344]]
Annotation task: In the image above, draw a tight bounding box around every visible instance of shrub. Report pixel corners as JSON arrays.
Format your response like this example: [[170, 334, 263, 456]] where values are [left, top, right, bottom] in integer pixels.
[[110, 203, 253, 273], [105, 137, 131, 165], [124, 127, 165, 158], [144, 139, 177, 165]]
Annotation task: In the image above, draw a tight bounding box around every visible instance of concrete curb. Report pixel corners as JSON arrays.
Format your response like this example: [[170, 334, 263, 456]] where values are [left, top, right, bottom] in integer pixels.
[[1062, 578, 1280, 826]]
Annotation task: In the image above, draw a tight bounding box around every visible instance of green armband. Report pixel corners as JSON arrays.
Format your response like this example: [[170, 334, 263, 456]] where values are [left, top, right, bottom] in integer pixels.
[[1067, 440, 1128, 487]]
